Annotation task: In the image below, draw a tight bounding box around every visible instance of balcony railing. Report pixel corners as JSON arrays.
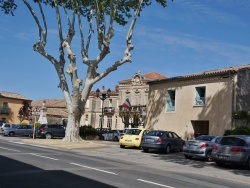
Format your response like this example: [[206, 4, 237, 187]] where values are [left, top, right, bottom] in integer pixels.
[[0, 108, 10, 114], [104, 107, 115, 114]]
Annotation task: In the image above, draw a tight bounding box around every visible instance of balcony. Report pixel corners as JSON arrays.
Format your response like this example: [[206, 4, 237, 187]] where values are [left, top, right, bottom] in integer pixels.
[[104, 107, 115, 114], [0, 108, 10, 114]]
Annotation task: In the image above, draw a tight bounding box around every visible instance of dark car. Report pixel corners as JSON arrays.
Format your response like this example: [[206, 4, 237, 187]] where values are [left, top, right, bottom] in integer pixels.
[[3, 124, 33, 137], [36, 124, 66, 139], [141, 130, 185, 153], [183, 135, 222, 162], [211, 135, 250, 169]]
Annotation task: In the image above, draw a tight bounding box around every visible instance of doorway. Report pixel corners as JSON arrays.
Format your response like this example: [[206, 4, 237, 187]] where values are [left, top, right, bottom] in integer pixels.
[[191, 120, 209, 137]]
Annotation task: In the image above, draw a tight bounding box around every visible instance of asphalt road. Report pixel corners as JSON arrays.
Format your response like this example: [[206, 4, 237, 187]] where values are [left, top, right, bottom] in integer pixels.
[[0, 136, 250, 188]]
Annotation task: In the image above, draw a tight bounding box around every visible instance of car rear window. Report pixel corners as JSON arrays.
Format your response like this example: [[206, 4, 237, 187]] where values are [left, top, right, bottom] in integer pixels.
[[126, 129, 142, 135], [196, 135, 214, 141], [146, 131, 164, 137], [219, 137, 248, 146]]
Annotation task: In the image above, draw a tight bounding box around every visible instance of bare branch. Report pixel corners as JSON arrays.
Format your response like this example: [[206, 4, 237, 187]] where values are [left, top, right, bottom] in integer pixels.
[[54, 0, 63, 43], [23, 0, 43, 46]]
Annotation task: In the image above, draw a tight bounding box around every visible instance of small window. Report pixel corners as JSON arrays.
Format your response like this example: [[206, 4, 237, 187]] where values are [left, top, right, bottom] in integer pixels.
[[107, 116, 112, 128], [166, 90, 175, 111], [195, 87, 206, 106]]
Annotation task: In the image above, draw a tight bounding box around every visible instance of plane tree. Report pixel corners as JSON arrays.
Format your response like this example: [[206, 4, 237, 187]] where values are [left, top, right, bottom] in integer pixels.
[[1, 0, 169, 142]]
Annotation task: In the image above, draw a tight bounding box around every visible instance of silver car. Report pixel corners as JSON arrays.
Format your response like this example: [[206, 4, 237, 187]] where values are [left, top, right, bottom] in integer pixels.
[[0, 123, 16, 135], [102, 130, 124, 141], [211, 135, 250, 169], [3, 124, 34, 137], [183, 135, 222, 162]]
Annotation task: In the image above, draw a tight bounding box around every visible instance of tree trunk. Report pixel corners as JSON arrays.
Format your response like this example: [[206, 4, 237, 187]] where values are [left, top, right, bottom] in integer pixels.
[[63, 111, 83, 142]]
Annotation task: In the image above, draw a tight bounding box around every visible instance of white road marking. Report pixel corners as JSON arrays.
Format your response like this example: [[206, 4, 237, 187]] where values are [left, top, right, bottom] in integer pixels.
[[70, 162, 117, 175], [137, 179, 175, 188], [0, 146, 20, 152], [10, 141, 55, 149], [30, 153, 59, 160]]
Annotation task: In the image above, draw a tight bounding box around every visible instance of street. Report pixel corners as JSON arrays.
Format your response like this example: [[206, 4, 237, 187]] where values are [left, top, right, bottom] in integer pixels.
[[0, 137, 250, 188]]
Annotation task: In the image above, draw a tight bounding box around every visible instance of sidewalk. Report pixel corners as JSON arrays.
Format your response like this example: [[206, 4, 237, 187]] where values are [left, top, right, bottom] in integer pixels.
[[22, 138, 118, 150]]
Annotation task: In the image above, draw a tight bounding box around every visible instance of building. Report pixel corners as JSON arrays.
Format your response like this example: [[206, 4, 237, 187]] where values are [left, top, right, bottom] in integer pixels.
[[0, 91, 32, 124], [31, 99, 68, 125], [146, 64, 250, 140], [32, 71, 166, 130]]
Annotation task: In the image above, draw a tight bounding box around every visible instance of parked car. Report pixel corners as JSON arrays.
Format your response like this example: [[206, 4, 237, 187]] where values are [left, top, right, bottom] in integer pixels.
[[211, 135, 250, 169], [0, 120, 6, 126], [183, 135, 222, 161], [3, 124, 33, 137], [35, 124, 66, 139], [119, 128, 148, 148], [102, 129, 125, 141], [141, 130, 185, 154], [0, 123, 16, 135]]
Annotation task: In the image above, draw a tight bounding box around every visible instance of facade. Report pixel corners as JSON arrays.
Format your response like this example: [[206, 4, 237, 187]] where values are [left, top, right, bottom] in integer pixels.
[[85, 71, 166, 130], [146, 64, 250, 140], [34, 71, 166, 130], [0, 91, 32, 124]]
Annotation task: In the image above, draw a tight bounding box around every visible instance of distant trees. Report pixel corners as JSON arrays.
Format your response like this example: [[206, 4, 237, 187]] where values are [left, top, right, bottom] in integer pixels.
[[18, 101, 32, 123]]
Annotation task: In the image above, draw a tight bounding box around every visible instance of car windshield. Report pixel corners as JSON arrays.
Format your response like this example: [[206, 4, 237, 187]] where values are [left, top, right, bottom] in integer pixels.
[[219, 137, 248, 146], [126, 129, 142, 135], [195, 135, 214, 141], [118, 130, 124, 133]]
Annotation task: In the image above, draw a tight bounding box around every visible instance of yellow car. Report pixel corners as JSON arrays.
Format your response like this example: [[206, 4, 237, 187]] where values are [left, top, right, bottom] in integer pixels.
[[119, 128, 149, 148]]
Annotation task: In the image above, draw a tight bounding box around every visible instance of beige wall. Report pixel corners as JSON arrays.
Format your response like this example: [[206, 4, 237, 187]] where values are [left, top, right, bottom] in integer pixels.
[[146, 76, 233, 140], [0, 98, 31, 124]]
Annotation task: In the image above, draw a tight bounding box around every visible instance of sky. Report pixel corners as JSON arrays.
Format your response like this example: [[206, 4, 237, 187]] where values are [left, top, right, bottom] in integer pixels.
[[1, 0, 250, 101]]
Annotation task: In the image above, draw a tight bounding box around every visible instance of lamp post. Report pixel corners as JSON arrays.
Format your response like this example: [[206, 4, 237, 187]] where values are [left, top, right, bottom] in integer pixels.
[[96, 87, 111, 139]]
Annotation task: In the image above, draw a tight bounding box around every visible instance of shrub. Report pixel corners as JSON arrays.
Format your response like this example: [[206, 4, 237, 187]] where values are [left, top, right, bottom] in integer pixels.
[[224, 126, 250, 136], [79, 125, 99, 137]]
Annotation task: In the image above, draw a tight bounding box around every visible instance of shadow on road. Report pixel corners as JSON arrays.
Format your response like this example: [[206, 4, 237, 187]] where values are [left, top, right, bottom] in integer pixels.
[[0, 155, 115, 188]]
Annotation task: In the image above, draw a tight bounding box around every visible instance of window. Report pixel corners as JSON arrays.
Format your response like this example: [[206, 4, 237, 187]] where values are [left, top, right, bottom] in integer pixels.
[[85, 99, 89, 108], [195, 87, 206, 106], [166, 90, 175, 111], [1, 102, 8, 113], [85, 114, 88, 125], [107, 116, 112, 128], [99, 115, 104, 128], [108, 99, 112, 107]]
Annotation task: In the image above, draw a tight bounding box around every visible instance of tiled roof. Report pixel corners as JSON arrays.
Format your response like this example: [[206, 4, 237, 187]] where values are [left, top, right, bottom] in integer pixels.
[[32, 99, 66, 108], [119, 71, 167, 83], [149, 64, 250, 84], [0, 91, 31, 101], [32, 99, 68, 118]]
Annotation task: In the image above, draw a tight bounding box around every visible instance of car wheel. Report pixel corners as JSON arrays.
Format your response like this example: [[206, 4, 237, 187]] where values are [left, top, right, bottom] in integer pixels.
[[184, 155, 193, 159], [114, 136, 119, 142], [9, 132, 15, 137], [165, 145, 171, 154], [45, 133, 52, 139], [143, 148, 149, 153], [120, 145, 125, 148], [216, 161, 225, 167], [206, 151, 213, 162], [245, 157, 250, 169]]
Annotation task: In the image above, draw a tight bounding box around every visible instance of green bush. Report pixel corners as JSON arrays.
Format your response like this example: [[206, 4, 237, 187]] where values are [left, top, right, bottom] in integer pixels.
[[224, 126, 250, 136], [79, 125, 99, 137]]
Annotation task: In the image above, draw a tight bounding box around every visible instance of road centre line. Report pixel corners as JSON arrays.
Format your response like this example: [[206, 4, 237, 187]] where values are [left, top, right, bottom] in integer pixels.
[[0, 146, 20, 152], [137, 179, 175, 188], [30, 153, 59, 160], [70, 162, 117, 175]]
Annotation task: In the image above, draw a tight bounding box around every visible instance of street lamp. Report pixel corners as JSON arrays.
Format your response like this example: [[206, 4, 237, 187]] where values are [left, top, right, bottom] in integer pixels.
[[96, 87, 111, 139]]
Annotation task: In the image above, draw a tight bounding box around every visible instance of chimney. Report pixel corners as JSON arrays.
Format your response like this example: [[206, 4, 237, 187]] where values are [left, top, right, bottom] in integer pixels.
[[102, 86, 105, 91], [115, 85, 119, 92]]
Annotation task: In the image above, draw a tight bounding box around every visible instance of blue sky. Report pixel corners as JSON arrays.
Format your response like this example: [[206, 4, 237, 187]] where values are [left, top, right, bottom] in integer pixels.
[[1, 0, 250, 101]]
